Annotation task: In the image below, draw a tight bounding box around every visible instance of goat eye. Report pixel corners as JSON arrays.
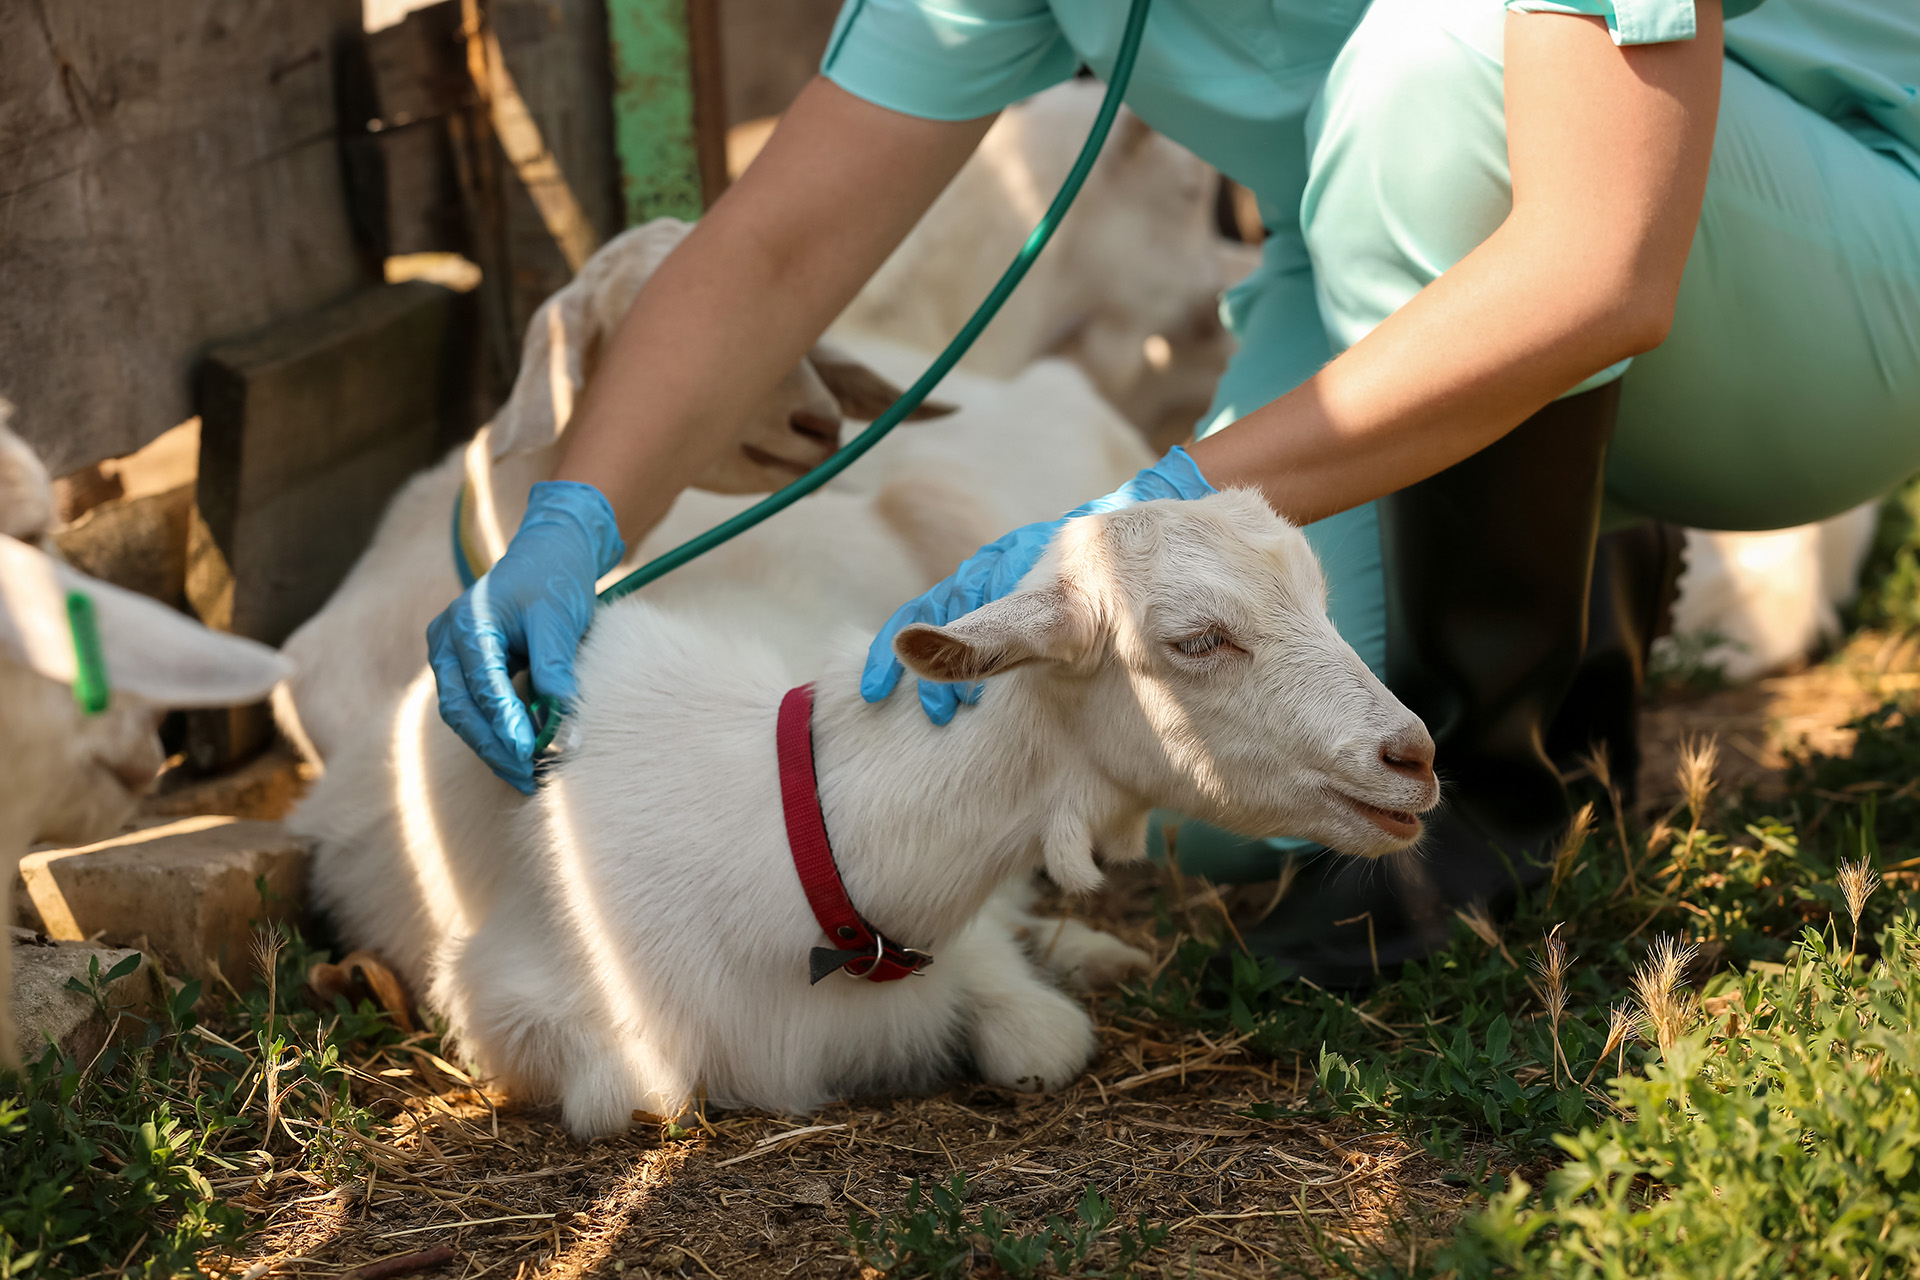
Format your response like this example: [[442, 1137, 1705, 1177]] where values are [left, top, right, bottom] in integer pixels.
[[1174, 631, 1227, 657]]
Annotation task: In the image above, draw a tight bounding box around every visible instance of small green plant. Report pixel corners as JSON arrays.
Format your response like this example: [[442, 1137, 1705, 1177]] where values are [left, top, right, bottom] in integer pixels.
[[1447, 917, 1920, 1277], [1648, 627, 1739, 694], [1849, 472, 1920, 634], [846, 1173, 1168, 1278], [0, 923, 416, 1277]]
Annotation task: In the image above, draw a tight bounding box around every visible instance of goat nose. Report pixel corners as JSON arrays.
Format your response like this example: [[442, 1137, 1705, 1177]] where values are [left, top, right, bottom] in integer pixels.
[[1379, 726, 1436, 781], [787, 409, 839, 446]]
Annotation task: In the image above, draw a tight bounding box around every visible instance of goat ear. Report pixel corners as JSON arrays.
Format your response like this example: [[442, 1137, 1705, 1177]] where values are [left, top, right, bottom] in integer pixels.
[[0, 534, 289, 705], [893, 586, 1085, 684], [808, 346, 956, 424], [487, 219, 695, 459], [489, 282, 591, 459]]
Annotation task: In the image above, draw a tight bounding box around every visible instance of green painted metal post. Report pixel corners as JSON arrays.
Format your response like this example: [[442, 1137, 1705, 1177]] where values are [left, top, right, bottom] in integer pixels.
[[606, 0, 723, 225]]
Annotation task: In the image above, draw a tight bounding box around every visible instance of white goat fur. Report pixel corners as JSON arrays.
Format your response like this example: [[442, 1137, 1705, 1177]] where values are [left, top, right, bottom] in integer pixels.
[[0, 407, 287, 1065], [833, 82, 1259, 431], [296, 491, 1437, 1136], [1666, 503, 1882, 682]]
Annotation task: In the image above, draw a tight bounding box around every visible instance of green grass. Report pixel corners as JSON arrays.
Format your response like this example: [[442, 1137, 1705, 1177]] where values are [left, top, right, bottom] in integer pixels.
[[1850, 472, 1920, 635], [847, 1174, 1170, 1279], [1128, 686, 1920, 1277], [0, 923, 415, 1277]]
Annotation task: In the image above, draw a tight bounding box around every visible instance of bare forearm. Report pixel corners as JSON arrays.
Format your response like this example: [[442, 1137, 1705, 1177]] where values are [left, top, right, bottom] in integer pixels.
[[1191, 5, 1722, 524], [551, 79, 993, 537]]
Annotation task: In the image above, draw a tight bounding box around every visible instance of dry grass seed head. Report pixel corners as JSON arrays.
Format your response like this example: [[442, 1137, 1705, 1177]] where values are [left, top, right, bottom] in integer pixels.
[[1577, 741, 1614, 793], [1532, 924, 1573, 1022], [1456, 902, 1502, 950], [1455, 901, 1517, 968], [1675, 734, 1720, 822], [1602, 1003, 1636, 1058], [1551, 803, 1597, 898], [1838, 857, 1881, 932], [1631, 934, 1701, 1054]]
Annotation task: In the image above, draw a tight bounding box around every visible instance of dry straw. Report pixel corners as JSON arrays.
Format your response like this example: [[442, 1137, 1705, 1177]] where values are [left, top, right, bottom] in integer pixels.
[[1631, 934, 1700, 1055]]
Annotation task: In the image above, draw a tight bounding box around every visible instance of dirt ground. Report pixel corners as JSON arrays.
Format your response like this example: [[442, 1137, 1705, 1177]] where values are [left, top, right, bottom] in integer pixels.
[[187, 630, 1919, 1280], [206, 894, 1468, 1280]]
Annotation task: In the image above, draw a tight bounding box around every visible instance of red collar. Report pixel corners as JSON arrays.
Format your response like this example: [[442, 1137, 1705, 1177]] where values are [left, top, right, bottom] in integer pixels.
[[777, 684, 931, 984]]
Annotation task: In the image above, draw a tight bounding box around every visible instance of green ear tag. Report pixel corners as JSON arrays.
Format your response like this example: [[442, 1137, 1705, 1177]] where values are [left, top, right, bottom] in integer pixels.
[[66, 590, 110, 715]]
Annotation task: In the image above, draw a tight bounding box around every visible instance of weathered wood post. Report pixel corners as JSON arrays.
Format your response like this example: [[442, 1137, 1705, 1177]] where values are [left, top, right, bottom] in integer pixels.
[[606, 0, 727, 225]]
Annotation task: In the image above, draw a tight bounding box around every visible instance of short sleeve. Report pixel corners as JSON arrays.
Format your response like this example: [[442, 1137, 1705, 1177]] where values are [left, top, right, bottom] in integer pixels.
[[1505, 0, 1767, 45], [821, 0, 1080, 121]]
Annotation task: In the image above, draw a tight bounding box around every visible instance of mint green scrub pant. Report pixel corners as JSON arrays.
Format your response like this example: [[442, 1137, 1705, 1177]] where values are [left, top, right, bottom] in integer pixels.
[[1174, 0, 1920, 883]]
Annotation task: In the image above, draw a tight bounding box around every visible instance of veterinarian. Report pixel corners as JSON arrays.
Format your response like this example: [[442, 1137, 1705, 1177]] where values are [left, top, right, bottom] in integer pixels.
[[429, 0, 1920, 984]]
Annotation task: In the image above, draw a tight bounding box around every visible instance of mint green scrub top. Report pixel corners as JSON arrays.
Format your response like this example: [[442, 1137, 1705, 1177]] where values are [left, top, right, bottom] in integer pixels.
[[824, 0, 1920, 881]]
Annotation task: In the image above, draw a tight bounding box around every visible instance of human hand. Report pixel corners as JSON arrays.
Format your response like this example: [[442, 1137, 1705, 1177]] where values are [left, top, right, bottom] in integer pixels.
[[426, 480, 625, 792], [860, 446, 1216, 723]]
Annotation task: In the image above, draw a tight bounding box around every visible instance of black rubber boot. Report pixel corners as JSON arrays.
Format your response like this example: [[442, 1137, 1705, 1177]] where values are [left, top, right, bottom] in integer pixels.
[[1227, 383, 1623, 987], [1547, 519, 1685, 809]]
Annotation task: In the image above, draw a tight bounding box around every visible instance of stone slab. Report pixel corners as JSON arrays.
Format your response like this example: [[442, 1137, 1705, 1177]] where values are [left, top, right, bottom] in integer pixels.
[[13, 817, 309, 987], [10, 929, 158, 1066]]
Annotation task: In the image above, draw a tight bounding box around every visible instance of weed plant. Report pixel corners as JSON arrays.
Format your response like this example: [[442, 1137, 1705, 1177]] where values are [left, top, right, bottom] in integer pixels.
[[0, 923, 415, 1277], [847, 1174, 1168, 1279]]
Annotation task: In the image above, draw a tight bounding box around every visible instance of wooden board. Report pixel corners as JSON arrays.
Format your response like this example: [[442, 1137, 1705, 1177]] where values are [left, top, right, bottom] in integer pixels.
[[0, 0, 372, 476], [719, 0, 842, 126]]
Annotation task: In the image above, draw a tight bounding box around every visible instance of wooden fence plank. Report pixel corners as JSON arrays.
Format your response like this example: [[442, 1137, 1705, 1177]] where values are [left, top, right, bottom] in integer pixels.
[[0, 0, 371, 475]]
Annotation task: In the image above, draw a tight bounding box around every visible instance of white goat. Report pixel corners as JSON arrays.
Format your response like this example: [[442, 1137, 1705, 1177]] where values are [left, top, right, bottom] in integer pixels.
[[299, 490, 1438, 1136], [273, 220, 951, 766], [0, 411, 288, 1065], [832, 81, 1260, 436], [1666, 503, 1882, 682]]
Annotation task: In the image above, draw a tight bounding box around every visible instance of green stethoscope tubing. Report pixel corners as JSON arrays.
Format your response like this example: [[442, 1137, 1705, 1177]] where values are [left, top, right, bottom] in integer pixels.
[[528, 0, 1155, 752]]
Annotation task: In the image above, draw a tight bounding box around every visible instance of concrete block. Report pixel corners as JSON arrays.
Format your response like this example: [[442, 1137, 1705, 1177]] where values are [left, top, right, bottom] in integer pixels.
[[14, 816, 309, 987], [10, 929, 159, 1065]]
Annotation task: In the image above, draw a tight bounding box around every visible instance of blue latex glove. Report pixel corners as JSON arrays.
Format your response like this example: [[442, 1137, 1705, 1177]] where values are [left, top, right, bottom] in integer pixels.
[[862, 446, 1216, 723], [427, 480, 625, 793]]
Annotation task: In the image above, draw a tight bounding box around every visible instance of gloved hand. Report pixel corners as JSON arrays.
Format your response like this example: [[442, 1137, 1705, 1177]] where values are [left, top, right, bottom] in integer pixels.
[[862, 446, 1216, 723], [427, 480, 625, 793]]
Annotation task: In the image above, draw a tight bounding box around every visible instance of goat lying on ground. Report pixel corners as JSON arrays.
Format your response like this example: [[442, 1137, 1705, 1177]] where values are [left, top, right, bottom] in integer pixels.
[[299, 490, 1437, 1136], [0, 406, 287, 1065]]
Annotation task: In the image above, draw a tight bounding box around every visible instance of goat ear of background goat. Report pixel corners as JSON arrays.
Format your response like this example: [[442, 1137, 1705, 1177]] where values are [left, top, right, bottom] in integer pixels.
[[487, 220, 956, 464], [489, 220, 694, 460], [893, 586, 1087, 684]]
